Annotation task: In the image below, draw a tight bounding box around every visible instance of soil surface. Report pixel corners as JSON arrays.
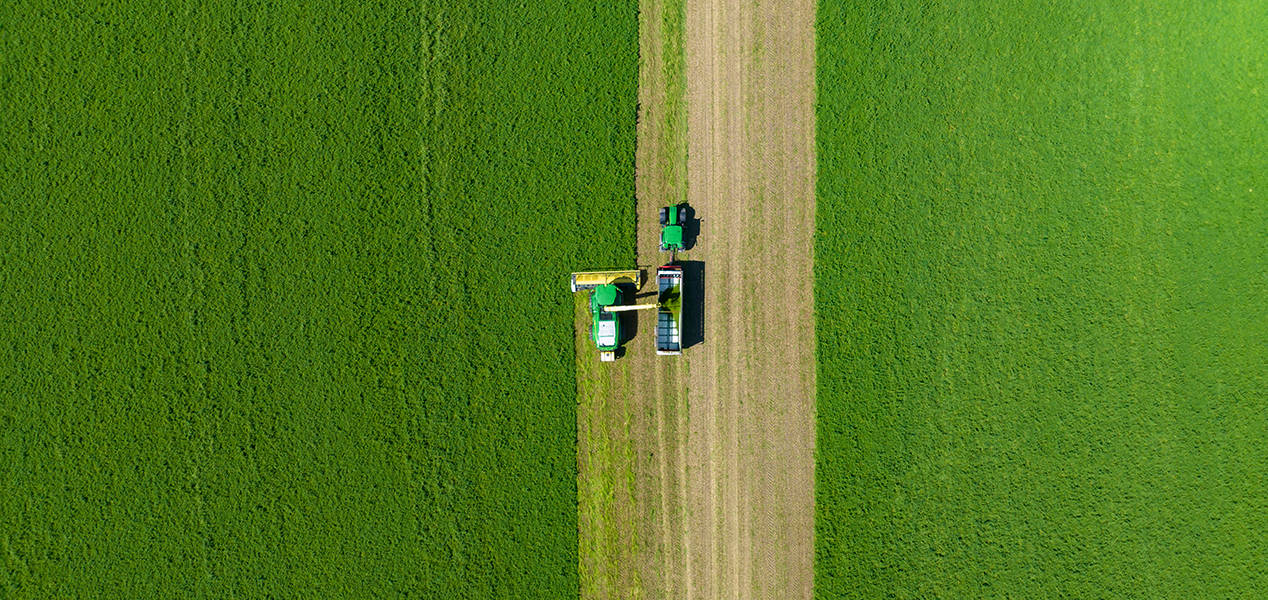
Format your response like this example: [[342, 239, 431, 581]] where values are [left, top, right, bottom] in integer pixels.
[[679, 0, 816, 598]]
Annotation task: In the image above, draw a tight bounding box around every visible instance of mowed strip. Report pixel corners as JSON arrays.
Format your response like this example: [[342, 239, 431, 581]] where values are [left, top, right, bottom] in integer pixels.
[[682, 0, 816, 598], [575, 294, 644, 599], [628, 0, 693, 597]]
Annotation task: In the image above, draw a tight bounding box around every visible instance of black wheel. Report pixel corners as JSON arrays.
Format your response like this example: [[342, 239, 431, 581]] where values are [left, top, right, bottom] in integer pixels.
[[659, 207, 668, 225], [678, 206, 687, 223]]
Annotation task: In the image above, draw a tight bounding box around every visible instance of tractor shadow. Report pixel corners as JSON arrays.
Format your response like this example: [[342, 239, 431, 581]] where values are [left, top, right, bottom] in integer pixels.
[[680, 260, 705, 349], [683, 204, 701, 251]]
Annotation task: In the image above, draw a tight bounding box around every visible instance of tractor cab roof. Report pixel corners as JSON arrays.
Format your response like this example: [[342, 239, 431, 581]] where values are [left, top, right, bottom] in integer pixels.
[[661, 225, 683, 247]]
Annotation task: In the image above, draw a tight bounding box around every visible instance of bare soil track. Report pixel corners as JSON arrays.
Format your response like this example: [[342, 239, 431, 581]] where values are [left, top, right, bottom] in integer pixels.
[[577, 0, 815, 597], [681, 0, 817, 598]]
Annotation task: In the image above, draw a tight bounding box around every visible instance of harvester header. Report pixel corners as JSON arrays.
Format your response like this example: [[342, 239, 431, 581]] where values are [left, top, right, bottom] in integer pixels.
[[570, 269, 642, 293]]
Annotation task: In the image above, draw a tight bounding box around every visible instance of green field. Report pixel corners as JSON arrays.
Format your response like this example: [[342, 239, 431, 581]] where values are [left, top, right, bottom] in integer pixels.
[[816, 2, 1268, 598], [0, 1, 634, 597]]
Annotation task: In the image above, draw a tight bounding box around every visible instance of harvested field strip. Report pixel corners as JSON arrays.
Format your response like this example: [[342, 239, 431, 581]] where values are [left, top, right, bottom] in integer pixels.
[[681, 0, 818, 597], [638, 0, 689, 212], [657, 0, 688, 205], [816, 2, 1268, 597], [575, 296, 642, 599]]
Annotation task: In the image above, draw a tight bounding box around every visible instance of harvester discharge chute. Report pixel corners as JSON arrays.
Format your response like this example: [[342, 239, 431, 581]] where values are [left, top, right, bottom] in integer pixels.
[[593, 266, 683, 356], [570, 269, 642, 293]]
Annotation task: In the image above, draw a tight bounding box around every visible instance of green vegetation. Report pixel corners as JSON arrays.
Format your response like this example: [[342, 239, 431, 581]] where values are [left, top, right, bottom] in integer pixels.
[[816, 2, 1268, 597], [422, 2, 635, 596], [639, 0, 687, 206], [659, 0, 687, 205], [0, 1, 634, 597]]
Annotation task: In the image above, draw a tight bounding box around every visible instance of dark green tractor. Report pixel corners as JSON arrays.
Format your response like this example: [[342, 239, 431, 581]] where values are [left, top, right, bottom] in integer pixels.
[[659, 203, 687, 252]]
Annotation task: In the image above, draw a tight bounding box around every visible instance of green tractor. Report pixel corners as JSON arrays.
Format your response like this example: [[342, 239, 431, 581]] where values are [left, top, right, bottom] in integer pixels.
[[589, 283, 624, 362], [659, 203, 687, 253]]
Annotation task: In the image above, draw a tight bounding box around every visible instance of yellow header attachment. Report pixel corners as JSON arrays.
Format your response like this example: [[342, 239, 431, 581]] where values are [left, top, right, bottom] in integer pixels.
[[570, 269, 642, 292]]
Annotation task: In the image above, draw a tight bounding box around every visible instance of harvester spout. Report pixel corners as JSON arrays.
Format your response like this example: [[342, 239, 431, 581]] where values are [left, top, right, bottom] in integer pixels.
[[603, 303, 660, 313]]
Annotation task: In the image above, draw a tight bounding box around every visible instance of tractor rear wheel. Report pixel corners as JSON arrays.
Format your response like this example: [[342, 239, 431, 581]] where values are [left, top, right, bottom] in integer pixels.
[[659, 207, 668, 225]]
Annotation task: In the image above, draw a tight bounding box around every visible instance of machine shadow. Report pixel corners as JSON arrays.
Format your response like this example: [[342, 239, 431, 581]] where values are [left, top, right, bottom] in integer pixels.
[[680, 260, 704, 349], [617, 281, 641, 346], [683, 204, 701, 250]]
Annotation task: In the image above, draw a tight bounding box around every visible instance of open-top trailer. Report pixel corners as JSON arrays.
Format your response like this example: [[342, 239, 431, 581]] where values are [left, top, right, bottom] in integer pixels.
[[655, 265, 683, 355]]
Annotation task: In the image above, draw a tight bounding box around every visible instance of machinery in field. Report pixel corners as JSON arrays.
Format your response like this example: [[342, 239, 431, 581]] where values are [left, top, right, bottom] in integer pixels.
[[566, 202, 691, 361], [659, 203, 687, 253], [589, 283, 624, 362], [568, 265, 684, 360], [569, 269, 641, 362]]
